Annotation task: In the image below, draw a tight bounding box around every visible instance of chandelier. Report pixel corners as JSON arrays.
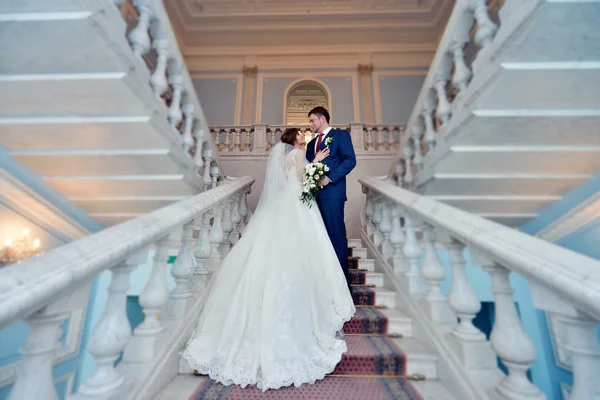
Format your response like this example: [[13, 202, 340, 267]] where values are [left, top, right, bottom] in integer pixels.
[[0, 227, 42, 267]]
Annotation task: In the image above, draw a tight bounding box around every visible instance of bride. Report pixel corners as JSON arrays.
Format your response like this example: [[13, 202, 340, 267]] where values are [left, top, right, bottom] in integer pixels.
[[182, 127, 356, 392]]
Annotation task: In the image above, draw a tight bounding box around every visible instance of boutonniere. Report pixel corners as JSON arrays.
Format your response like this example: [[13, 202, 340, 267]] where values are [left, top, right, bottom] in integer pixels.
[[324, 137, 334, 146]]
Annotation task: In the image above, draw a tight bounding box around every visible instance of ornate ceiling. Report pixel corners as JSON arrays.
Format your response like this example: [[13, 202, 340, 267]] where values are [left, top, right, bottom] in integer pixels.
[[164, 0, 454, 71]]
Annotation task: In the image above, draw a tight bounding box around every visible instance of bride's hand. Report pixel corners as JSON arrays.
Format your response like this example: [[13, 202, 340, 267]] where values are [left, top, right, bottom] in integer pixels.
[[314, 148, 330, 162]]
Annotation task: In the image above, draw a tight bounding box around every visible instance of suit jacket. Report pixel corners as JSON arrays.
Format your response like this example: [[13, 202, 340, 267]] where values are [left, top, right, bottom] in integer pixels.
[[305, 128, 357, 201]]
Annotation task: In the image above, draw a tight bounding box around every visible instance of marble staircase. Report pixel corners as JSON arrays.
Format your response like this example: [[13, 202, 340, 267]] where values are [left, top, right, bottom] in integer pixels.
[[0, 0, 221, 227], [396, 0, 600, 228], [172, 238, 458, 400]]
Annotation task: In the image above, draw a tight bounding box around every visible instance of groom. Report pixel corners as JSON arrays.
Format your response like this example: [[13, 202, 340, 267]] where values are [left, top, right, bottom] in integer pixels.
[[305, 107, 356, 292]]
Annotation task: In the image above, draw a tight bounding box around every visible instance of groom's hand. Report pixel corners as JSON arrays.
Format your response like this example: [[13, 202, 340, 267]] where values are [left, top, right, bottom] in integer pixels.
[[319, 176, 331, 188]]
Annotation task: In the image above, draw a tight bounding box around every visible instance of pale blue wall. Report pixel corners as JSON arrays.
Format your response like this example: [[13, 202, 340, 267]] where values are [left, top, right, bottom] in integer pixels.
[[519, 170, 600, 400], [259, 74, 356, 125], [193, 76, 240, 126], [0, 148, 103, 399], [377, 73, 426, 124], [191, 68, 426, 126]]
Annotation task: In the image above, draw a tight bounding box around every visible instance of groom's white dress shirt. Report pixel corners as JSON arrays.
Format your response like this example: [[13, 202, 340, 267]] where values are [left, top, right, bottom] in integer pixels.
[[314, 126, 333, 153]]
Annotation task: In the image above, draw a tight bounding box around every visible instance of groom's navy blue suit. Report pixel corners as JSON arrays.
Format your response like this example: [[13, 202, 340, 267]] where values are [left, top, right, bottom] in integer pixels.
[[306, 128, 356, 288]]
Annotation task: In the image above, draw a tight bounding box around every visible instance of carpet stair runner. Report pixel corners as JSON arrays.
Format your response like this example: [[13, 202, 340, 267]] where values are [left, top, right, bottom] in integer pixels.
[[169, 240, 457, 400]]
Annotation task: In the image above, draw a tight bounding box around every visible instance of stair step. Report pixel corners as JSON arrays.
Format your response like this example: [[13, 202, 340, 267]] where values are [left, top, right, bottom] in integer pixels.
[[394, 337, 438, 379], [350, 270, 384, 287], [348, 238, 362, 248], [410, 380, 460, 400], [380, 308, 413, 337], [351, 287, 396, 308], [348, 246, 368, 258]]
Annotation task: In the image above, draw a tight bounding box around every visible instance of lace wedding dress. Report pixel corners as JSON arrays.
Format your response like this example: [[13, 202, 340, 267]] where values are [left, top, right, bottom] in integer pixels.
[[183, 142, 356, 391]]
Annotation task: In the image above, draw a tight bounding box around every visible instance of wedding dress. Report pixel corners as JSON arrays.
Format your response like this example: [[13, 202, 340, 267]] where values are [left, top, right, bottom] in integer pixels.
[[182, 142, 356, 391]]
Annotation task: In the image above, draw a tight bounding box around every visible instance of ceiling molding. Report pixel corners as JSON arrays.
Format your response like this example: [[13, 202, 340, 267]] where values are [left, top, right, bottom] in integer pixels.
[[0, 168, 91, 242], [184, 51, 434, 72], [535, 191, 600, 243], [183, 42, 437, 57], [179, 0, 440, 18]]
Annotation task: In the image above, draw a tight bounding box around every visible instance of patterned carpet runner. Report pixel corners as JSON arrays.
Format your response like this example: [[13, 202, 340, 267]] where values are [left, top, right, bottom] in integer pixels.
[[190, 249, 423, 400]]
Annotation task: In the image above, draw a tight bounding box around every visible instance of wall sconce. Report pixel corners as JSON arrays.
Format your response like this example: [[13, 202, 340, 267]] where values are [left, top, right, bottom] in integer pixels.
[[0, 227, 42, 267]]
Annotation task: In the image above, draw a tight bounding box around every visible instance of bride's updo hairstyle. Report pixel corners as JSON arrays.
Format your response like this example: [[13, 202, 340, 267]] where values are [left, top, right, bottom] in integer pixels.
[[281, 128, 300, 145]]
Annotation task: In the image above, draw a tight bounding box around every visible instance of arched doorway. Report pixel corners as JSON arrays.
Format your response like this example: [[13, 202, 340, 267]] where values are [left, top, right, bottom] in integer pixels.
[[284, 80, 330, 126]]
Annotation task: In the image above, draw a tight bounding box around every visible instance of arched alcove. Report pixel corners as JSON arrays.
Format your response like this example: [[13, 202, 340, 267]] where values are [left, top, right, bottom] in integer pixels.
[[283, 79, 331, 126]]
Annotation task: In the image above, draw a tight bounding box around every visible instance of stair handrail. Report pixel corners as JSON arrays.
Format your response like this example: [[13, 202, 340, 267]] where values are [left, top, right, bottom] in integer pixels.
[[389, 0, 503, 183], [0, 176, 253, 399], [359, 175, 600, 400], [360, 176, 600, 320], [112, 0, 224, 177], [0, 176, 253, 328]]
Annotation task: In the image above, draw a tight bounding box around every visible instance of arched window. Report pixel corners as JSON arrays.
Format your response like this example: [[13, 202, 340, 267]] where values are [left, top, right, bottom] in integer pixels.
[[284, 80, 330, 126]]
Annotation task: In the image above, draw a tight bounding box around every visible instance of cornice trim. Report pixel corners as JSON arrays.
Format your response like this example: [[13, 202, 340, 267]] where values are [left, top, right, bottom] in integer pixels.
[[0, 168, 91, 242]]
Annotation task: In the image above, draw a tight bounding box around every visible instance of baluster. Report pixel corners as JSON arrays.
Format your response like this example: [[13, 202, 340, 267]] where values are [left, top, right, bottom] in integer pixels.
[[202, 149, 213, 190], [376, 126, 385, 150], [484, 264, 545, 400], [149, 24, 168, 100], [471, 0, 499, 49], [364, 189, 375, 236], [562, 313, 600, 400], [365, 127, 374, 151], [238, 128, 247, 151], [402, 213, 428, 293], [238, 190, 249, 234], [232, 129, 241, 152], [378, 200, 393, 261], [193, 124, 205, 175], [134, 237, 169, 337], [387, 127, 397, 149], [211, 128, 220, 150], [446, 239, 484, 341], [192, 211, 212, 290], [246, 128, 254, 152], [165, 221, 195, 319], [220, 200, 234, 255], [8, 310, 68, 400], [411, 124, 424, 170], [128, 0, 153, 58], [434, 78, 451, 125], [224, 129, 232, 152], [268, 129, 276, 150], [360, 186, 369, 231], [210, 166, 220, 189], [167, 69, 183, 130], [450, 41, 472, 93], [403, 144, 414, 186], [206, 204, 224, 272], [371, 196, 383, 246], [77, 261, 135, 397], [181, 104, 195, 154], [229, 195, 242, 245], [389, 204, 407, 274], [422, 105, 437, 149], [419, 225, 455, 326], [395, 162, 405, 188]]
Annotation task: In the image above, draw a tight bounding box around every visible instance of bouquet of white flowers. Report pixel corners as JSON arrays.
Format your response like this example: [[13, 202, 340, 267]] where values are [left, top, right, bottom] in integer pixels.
[[300, 161, 330, 207]]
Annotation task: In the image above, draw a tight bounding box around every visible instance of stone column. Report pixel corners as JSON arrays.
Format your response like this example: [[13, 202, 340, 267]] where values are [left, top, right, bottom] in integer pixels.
[[358, 63, 375, 124], [242, 65, 258, 125]]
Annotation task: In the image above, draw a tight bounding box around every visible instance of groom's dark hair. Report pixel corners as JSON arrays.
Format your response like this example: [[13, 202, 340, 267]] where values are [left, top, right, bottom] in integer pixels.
[[308, 106, 330, 123]]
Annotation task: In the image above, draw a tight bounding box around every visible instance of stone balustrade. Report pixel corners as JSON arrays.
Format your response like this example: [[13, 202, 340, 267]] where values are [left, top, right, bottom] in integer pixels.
[[111, 0, 220, 176], [359, 176, 600, 400], [0, 175, 254, 400], [392, 0, 505, 185], [209, 123, 406, 155]]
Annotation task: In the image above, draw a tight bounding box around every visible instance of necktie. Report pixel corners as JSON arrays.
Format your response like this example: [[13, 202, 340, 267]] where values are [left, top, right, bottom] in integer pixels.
[[315, 133, 324, 153]]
